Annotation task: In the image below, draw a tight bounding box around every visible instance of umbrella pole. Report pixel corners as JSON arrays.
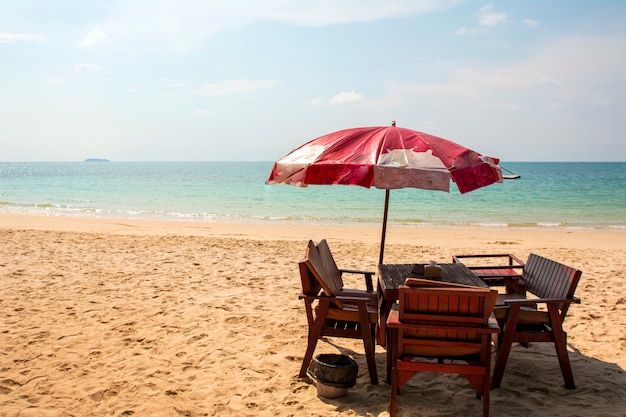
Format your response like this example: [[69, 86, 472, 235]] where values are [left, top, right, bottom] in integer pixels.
[[379, 189, 390, 265]]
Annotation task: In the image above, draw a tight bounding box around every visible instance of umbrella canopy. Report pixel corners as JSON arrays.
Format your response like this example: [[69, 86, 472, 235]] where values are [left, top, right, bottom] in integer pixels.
[[266, 122, 502, 263]]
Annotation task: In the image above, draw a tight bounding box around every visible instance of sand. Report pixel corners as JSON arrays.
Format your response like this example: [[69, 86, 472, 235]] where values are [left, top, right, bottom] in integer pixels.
[[1, 214, 625, 417]]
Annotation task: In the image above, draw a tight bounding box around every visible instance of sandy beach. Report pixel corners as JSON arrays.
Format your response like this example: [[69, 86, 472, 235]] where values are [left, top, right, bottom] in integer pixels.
[[1, 214, 625, 417]]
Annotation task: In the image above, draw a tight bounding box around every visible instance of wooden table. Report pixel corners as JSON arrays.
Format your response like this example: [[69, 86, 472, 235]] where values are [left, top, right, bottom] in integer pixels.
[[377, 263, 488, 383], [452, 254, 524, 287], [376, 263, 487, 346]]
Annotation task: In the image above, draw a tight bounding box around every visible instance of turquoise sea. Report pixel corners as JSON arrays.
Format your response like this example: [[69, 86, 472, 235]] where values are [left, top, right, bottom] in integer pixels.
[[0, 162, 624, 230]]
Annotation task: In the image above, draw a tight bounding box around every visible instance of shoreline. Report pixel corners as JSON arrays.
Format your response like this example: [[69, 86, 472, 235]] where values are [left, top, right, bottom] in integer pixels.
[[1, 213, 624, 252], [0, 213, 626, 249], [1, 208, 624, 232]]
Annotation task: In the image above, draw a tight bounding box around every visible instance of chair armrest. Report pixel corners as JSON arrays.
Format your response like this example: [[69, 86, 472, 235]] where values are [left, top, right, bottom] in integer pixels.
[[501, 296, 581, 305], [299, 293, 376, 314], [452, 253, 526, 267], [387, 309, 499, 333], [340, 268, 375, 275], [299, 293, 372, 303], [339, 268, 376, 292], [386, 309, 401, 327], [299, 293, 331, 301], [335, 295, 377, 302]]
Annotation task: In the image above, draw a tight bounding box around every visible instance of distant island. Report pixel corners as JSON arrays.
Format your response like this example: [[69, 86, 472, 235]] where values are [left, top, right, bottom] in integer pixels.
[[84, 158, 110, 162]]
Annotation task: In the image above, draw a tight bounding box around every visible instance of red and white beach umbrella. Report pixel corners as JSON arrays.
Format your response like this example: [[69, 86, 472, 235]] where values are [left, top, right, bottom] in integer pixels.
[[266, 122, 502, 263]]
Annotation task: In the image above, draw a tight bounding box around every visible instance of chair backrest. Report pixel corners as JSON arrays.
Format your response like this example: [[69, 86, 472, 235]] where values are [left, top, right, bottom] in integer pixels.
[[398, 281, 498, 356], [522, 253, 582, 301], [304, 239, 343, 296], [314, 239, 344, 292], [400, 282, 497, 325], [299, 259, 322, 297]]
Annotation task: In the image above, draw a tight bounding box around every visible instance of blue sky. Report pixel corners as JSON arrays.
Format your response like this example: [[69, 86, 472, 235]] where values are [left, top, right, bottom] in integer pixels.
[[1, 1, 624, 162]]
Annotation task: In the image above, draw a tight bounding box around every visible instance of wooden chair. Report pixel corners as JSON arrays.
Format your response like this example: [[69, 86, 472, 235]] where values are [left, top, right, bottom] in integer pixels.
[[387, 279, 499, 417], [452, 253, 525, 287], [490, 253, 582, 389], [298, 239, 379, 384]]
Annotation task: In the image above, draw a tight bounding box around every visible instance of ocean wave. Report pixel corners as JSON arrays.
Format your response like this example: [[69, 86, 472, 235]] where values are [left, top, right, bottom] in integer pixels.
[[0, 204, 623, 231], [1, 161, 624, 230]]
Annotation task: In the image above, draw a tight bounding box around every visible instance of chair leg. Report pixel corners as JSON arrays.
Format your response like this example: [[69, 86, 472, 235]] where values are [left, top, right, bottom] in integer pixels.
[[482, 346, 492, 417], [359, 307, 378, 384], [390, 363, 398, 417], [299, 328, 321, 378], [482, 386, 490, 417], [548, 305, 576, 389], [299, 303, 329, 378], [386, 327, 396, 385], [378, 295, 390, 347], [492, 304, 521, 389]]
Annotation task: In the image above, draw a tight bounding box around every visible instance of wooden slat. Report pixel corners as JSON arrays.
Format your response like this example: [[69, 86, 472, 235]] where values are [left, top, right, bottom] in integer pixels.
[[379, 263, 486, 291], [523, 253, 580, 300]]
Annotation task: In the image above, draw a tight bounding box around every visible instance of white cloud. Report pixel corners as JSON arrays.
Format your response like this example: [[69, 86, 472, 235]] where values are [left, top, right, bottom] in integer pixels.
[[255, 0, 464, 26], [73, 63, 104, 74], [454, 26, 479, 36], [387, 33, 626, 111], [527, 35, 626, 91], [310, 98, 323, 106], [78, 29, 111, 48], [328, 91, 363, 104], [522, 18, 539, 28], [0, 31, 46, 43], [44, 77, 63, 86], [478, 4, 507, 27], [168, 81, 190, 89], [83, 0, 464, 53], [197, 79, 279, 96], [454, 3, 508, 36]]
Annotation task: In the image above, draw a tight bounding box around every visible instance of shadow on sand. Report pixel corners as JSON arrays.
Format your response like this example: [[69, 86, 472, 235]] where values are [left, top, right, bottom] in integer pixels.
[[302, 339, 626, 417]]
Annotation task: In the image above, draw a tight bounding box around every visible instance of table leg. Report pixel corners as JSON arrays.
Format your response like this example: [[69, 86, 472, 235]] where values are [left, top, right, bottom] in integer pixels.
[[377, 295, 390, 347], [386, 327, 396, 385]]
